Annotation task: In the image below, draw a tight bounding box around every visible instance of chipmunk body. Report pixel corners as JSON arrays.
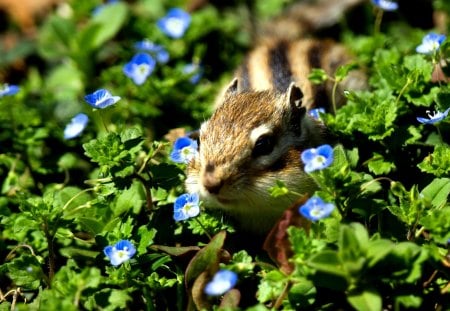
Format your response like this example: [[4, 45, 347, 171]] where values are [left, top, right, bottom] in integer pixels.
[[185, 0, 367, 233]]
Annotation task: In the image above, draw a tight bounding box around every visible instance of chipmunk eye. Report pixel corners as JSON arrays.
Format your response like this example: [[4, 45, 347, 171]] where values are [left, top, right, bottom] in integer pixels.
[[252, 134, 275, 157]]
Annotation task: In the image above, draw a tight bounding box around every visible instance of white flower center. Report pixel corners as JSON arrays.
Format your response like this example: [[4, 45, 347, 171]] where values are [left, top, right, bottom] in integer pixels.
[[426, 110, 441, 119], [166, 18, 184, 36], [137, 64, 150, 75], [312, 155, 326, 165], [181, 146, 195, 161]]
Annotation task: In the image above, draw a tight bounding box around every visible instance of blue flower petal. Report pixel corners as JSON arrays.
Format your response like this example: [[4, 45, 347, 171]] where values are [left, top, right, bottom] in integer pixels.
[[417, 108, 450, 124], [157, 8, 191, 39], [301, 144, 334, 173], [134, 40, 160, 52], [372, 0, 398, 11], [104, 239, 136, 266], [123, 53, 156, 85], [84, 89, 121, 109], [299, 197, 335, 221], [64, 113, 89, 139], [183, 63, 203, 84], [204, 270, 238, 296], [103, 245, 114, 257], [0, 84, 20, 97], [156, 49, 170, 63], [173, 193, 200, 221], [134, 40, 170, 63], [115, 240, 137, 256], [416, 33, 446, 55], [308, 108, 325, 120], [170, 136, 199, 164]]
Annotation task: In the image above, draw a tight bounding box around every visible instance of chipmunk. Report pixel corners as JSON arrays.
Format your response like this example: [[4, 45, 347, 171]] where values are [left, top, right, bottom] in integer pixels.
[[185, 0, 367, 233]]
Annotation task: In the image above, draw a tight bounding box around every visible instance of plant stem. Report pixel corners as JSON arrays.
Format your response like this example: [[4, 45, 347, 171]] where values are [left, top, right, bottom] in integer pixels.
[[273, 280, 292, 309], [43, 220, 55, 285], [331, 80, 338, 114], [134, 173, 153, 213], [374, 9, 383, 35], [194, 217, 212, 240], [62, 187, 95, 210], [394, 78, 412, 107]]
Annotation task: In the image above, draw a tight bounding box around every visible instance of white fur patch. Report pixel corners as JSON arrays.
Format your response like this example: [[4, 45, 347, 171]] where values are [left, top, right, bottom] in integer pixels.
[[249, 124, 273, 145]]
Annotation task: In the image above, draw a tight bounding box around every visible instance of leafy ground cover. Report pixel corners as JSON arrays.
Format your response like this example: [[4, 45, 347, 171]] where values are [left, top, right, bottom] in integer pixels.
[[0, 0, 450, 310]]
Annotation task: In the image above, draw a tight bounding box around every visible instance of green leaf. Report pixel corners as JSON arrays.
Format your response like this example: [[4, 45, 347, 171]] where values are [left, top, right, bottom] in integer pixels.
[[308, 68, 328, 84], [150, 163, 184, 190], [269, 180, 290, 197], [257, 270, 287, 303], [78, 2, 129, 51], [107, 289, 132, 310], [347, 289, 382, 311], [113, 182, 144, 215], [334, 89, 397, 141], [420, 206, 450, 244], [137, 226, 157, 254], [4, 255, 44, 289], [338, 223, 368, 275], [185, 231, 226, 286], [287, 279, 316, 308], [307, 250, 347, 277], [37, 15, 76, 60], [418, 145, 450, 177], [420, 178, 450, 209], [335, 63, 359, 82], [46, 62, 84, 103], [366, 239, 394, 268], [395, 295, 423, 309], [366, 152, 396, 175]]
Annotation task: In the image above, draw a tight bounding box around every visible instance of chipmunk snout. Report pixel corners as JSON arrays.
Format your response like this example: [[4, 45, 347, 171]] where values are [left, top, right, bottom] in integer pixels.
[[202, 163, 223, 194]]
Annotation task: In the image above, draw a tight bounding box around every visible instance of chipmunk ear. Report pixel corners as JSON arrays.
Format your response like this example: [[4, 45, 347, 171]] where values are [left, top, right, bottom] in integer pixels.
[[287, 82, 304, 109], [224, 78, 239, 95], [287, 83, 306, 134]]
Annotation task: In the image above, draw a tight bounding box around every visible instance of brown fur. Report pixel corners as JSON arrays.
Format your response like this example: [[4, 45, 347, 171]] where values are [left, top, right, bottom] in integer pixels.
[[186, 0, 367, 233]]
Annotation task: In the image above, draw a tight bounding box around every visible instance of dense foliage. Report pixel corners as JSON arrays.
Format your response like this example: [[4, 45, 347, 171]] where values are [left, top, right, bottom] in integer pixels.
[[1, 0, 449, 310]]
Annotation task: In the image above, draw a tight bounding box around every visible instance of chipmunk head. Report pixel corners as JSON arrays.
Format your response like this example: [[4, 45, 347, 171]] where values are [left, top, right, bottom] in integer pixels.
[[186, 79, 328, 232]]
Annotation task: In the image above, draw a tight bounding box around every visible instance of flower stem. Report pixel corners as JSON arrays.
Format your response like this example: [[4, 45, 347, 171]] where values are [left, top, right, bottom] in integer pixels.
[[331, 80, 338, 115], [374, 9, 383, 35], [194, 217, 212, 240]]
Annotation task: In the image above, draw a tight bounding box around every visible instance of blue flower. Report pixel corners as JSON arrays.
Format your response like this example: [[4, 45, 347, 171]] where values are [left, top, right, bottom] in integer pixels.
[[173, 193, 200, 221], [301, 144, 334, 173], [308, 108, 326, 120], [204, 270, 238, 296], [64, 113, 89, 139], [0, 84, 19, 97], [372, 0, 398, 11], [170, 136, 199, 164], [103, 240, 136, 266], [134, 40, 169, 64], [157, 8, 191, 39], [299, 197, 335, 222], [84, 89, 121, 109], [417, 108, 450, 124], [416, 33, 446, 55], [123, 53, 156, 85], [183, 63, 203, 84]]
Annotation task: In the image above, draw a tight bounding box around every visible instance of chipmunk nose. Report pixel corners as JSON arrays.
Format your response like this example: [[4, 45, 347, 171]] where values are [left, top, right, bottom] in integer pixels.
[[203, 164, 223, 194], [203, 173, 223, 194], [204, 180, 223, 194]]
